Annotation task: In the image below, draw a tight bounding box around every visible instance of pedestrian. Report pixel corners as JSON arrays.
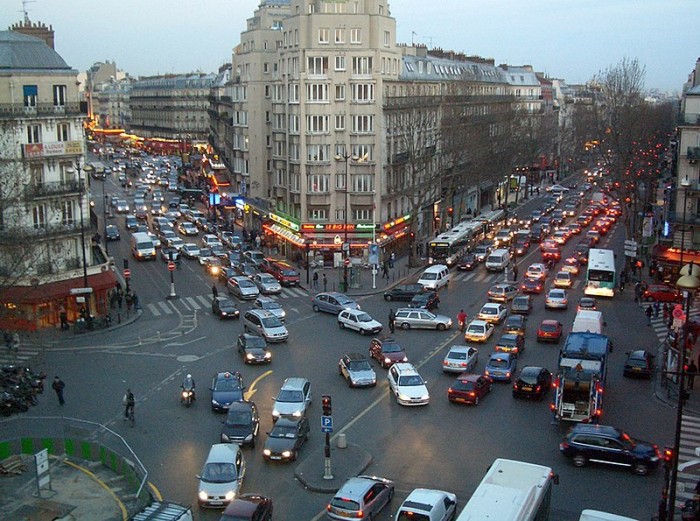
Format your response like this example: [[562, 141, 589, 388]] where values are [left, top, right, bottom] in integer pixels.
[[634, 282, 642, 303], [52, 376, 65, 406], [312, 271, 319, 289], [663, 303, 670, 323], [117, 292, 123, 309], [59, 308, 69, 330], [125, 293, 133, 314], [389, 252, 396, 268], [382, 262, 390, 279], [645, 305, 653, 326], [512, 263, 519, 281], [323, 273, 327, 292], [212, 284, 218, 298], [654, 300, 660, 319], [688, 360, 698, 390], [132, 292, 140, 310], [388, 309, 396, 334]]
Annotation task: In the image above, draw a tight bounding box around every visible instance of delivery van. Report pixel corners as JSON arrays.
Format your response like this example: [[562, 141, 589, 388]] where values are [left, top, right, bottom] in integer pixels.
[[572, 310, 604, 334], [131, 232, 156, 261]]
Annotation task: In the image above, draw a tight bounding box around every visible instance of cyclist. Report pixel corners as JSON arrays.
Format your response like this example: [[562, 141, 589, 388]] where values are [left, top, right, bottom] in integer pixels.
[[457, 309, 468, 331], [123, 388, 135, 421]]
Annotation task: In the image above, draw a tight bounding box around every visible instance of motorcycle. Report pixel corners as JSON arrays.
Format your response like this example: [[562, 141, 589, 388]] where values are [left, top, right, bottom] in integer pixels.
[[180, 386, 194, 407]]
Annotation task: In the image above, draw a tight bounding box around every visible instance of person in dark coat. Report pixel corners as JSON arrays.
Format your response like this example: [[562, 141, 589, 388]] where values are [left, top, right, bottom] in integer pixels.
[[52, 376, 65, 405], [212, 284, 218, 298], [388, 309, 396, 333]]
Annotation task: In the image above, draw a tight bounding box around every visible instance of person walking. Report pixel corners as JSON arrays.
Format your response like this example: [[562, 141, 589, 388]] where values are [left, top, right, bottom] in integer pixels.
[[212, 284, 218, 298], [688, 359, 698, 390], [388, 309, 396, 334], [59, 307, 69, 330], [512, 263, 519, 281], [663, 303, 670, 323], [123, 388, 135, 420], [389, 252, 396, 268], [322, 273, 327, 292], [312, 271, 319, 289], [645, 304, 653, 326], [52, 376, 65, 406], [654, 300, 660, 319], [382, 261, 390, 279]]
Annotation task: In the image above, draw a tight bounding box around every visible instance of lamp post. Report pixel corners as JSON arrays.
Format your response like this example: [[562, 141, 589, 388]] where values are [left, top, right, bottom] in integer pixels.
[[102, 179, 109, 255], [73, 163, 91, 324], [335, 150, 357, 292], [679, 176, 691, 271]]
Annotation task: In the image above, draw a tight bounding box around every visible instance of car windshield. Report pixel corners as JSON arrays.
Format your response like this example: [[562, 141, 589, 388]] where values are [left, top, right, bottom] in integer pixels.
[[270, 424, 299, 439], [397, 512, 431, 521], [262, 301, 281, 310], [281, 269, 298, 276], [398, 375, 424, 386], [225, 410, 251, 427], [201, 462, 237, 484], [550, 291, 565, 298], [499, 336, 517, 346], [481, 308, 496, 315], [214, 378, 242, 392], [541, 323, 558, 332], [356, 313, 374, 323], [513, 298, 528, 306], [489, 358, 509, 368], [452, 380, 476, 391], [330, 498, 361, 511], [239, 279, 255, 288], [277, 390, 303, 402], [336, 295, 353, 305], [261, 317, 283, 328], [421, 273, 437, 280], [260, 275, 276, 284], [467, 325, 484, 334], [382, 343, 403, 353], [347, 360, 372, 371], [448, 351, 467, 360], [518, 372, 540, 385]]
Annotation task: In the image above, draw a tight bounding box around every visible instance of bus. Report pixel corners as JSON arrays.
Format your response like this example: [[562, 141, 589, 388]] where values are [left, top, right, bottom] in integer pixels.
[[428, 220, 485, 267], [584, 248, 616, 297], [579, 510, 639, 521], [473, 209, 507, 239], [456, 458, 556, 521]]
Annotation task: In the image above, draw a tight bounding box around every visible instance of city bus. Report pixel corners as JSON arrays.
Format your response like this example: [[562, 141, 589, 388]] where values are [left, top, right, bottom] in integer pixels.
[[584, 248, 616, 297], [428, 220, 485, 267], [473, 209, 507, 239], [456, 458, 556, 521]]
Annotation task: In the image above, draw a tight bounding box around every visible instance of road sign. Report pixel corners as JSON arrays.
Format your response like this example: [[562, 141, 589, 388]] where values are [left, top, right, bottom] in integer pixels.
[[673, 306, 685, 320], [343, 258, 350, 267], [321, 415, 333, 433], [342, 242, 350, 253], [624, 239, 638, 248], [168, 262, 176, 271], [69, 288, 93, 295], [124, 269, 131, 278]]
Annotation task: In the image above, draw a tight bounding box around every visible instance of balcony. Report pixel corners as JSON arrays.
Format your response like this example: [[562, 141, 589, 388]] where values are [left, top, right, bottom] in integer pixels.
[[688, 147, 700, 163], [0, 221, 84, 243], [24, 179, 84, 198], [0, 102, 83, 118], [681, 113, 700, 126]]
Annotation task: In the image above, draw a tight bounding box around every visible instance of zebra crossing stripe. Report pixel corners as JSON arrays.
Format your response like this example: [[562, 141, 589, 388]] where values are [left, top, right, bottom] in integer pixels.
[[157, 301, 172, 315], [185, 296, 201, 310], [197, 295, 211, 307], [147, 303, 161, 317]]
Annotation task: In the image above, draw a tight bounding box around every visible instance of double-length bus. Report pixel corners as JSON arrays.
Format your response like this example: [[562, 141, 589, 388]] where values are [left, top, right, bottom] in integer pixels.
[[472, 209, 507, 239], [428, 220, 485, 267], [584, 248, 616, 297], [456, 458, 556, 521]]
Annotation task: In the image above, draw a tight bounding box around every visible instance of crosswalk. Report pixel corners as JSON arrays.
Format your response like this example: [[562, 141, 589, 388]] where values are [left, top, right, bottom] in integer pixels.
[[145, 285, 309, 316], [646, 304, 700, 344], [451, 269, 583, 289], [0, 345, 42, 367], [678, 414, 700, 502]]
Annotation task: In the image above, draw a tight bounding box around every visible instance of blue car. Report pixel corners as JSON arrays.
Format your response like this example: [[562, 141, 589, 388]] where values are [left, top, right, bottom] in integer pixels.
[[210, 371, 245, 412], [484, 352, 518, 382]]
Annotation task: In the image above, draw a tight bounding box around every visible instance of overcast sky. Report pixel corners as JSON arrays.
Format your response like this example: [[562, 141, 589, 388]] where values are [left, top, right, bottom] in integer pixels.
[[2, 0, 697, 92]]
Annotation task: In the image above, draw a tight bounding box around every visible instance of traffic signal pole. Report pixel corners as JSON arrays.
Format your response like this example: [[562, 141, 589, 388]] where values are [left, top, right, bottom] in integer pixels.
[[322, 395, 333, 480]]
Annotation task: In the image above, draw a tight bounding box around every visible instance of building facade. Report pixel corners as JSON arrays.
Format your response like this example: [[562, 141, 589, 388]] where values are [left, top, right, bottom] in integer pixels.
[[92, 77, 133, 129]]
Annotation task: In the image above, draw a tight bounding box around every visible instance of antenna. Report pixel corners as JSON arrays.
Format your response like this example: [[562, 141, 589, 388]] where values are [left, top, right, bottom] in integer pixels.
[[21, 0, 35, 24]]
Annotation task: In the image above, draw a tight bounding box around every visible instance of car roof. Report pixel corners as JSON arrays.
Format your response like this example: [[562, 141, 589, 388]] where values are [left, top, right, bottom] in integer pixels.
[[403, 488, 452, 507], [336, 476, 384, 497], [447, 345, 472, 353], [344, 352, 369, 361], [570, 424, 620, 436], [392, 363, 418, 375], [206, 443, 240, 463], [469, 319, 489, 326], [247, 309, 275, 319], [281, 377, 309, 390], [541, 319, 561, 326], [520, 366, 545, 376], [456, 373, 481, 382], [227, 400, 254, 413], [489, 352, 512, 360]]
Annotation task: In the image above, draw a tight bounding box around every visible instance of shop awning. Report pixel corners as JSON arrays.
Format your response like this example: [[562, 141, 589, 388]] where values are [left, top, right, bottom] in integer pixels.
[[263, 223, 305, 247], [210, 172, 231, 188], [1, 269, 118, 305], [653, 245, 700, 265]]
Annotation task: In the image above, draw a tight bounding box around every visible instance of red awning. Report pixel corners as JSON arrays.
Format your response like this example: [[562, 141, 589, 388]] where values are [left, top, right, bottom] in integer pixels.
[[1, 269, 118, 305], [210, 172, 231, 188], [653, 245, 700, 265]]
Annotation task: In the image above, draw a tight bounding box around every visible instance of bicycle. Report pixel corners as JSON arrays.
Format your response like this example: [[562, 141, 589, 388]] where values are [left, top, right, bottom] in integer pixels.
[[126, 405, 135, 427]]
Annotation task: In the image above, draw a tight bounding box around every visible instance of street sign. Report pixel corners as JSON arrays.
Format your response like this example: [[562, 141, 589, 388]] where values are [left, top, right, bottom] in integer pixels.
[[321, 415, 333, 433], [673, 306, 685, 320], [343, 258, 350, 267], [124, 269, 131, 278], [168, 262, 176, 271], [624, 239, 638, 248], [69, 288, 93, 295], [624, 249, 637, 258], [342, 242, 350, 253]]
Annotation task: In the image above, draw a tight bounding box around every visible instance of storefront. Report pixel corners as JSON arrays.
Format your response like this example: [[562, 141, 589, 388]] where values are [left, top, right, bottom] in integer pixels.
[[652, 244, 700, 282]]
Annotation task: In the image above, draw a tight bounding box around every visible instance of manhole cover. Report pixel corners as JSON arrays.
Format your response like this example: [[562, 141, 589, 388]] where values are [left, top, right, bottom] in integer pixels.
[[176, 355, 199, 362]]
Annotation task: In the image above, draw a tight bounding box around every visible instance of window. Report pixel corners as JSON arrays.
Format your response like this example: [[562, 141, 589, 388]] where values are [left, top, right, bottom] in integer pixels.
[[23, 85, 37, 107], [352, 115, 374, 133], [350, 28, 361, 44], [353, 83, 375, 102], [288, 83, 299, 103], [319, 28, 330, 44], [335, 209, 346, 221], [352, 144, 374, 161], [290, 173, 300, 192], [263, 63, 269, 73], [275, 169, 286, 186], [288, 114, 300, 133], [306, 144, 330, 162], [335, 173, 346, 190], [384, 31, 390, 47], [352, 57, 373, 75], [27, 124, 41, 144], [354, 209, 371, 220], [61, 200, 75, 226], [265, 85, 271, 98], [57, 123, 69, 142], [334, 28, 345, 44], [308, 175, 329, 193], [53, 85, 67, 106], [335, 56, 346, 71], [309, 209, 327, 220], [32, 204, 47, 229], [306, 115, 329, 134], [334, 114, 345, 130], [289, 143, 300, 161], [308, 56, 328, 76], [352, 174, 374, 192], [335, 84, 346, 100], [30, 163, 45, 185], [306, 83, 329, 102]]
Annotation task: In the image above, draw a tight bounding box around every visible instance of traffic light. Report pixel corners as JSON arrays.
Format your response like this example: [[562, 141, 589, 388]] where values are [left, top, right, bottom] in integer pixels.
[[322, 394, 332, 416], [448, 207, 454, 216], [663, 447, 674, 470], [682, 390, 690, 406]]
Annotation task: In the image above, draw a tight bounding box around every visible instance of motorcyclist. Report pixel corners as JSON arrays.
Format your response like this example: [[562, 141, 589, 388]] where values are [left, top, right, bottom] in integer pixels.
[[181, 374, 196, 401], [457, 309, 468, 331]]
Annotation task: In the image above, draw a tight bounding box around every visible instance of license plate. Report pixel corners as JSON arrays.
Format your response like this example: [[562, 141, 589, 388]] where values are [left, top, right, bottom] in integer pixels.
[[633, 367, 641, 372], [209, 501, 223, 506], [270, 456, 282, 460], [454, 397, 468, 403], [522, 386, 532, 391]]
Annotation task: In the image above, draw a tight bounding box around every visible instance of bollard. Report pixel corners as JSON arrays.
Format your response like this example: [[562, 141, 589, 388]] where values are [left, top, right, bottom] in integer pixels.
[[337, 433, 347, 449]]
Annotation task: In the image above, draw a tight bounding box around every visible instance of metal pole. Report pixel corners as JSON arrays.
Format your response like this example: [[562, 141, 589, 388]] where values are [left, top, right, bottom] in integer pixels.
[[77, 163, 91, 322], [344, 156, 349, 292], [102, 180, 109, 255], [323, 432, 333, 480]]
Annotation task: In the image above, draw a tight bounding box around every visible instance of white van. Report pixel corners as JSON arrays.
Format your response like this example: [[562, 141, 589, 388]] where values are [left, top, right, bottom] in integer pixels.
[[417, 264, 450, 290], [485, 249, 511, 272], [130, 232, 156, 260], [572, 310, 604, 334]]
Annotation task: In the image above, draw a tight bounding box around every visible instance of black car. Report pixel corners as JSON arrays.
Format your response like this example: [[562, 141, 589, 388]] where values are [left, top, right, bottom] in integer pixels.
[[212, 296, 240, 320], [512, 366, 552, 400], [237, 333, 272, 364], [503, 315, 526, 337], [105, 225, 120, 241], [262, 417, 310, 462], [209, 371, 245, 412], [383, 283, 424, 302], [219, 266, 238, 284], [529, 226, 545, 243], [457, 253, 478, 271], [623, 350, 654, 379], [408, 291, 440, 311], [220, 400, 260, 447], [560, 424, 661, 475], [160, 247, 180, 262], [514, 239, 530, 256], [220, 494, 273, 521]]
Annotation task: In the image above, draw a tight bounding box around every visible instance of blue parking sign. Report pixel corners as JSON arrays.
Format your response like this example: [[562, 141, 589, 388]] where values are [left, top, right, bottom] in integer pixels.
[[321, 415, 333, 433]]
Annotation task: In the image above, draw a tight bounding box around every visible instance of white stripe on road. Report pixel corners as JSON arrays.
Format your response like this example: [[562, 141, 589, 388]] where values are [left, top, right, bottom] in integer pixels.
[[197, 295, 211, 307], [157, 301, 173, 315], [186, 296, 200, 310], [147, 303, 161, 317]]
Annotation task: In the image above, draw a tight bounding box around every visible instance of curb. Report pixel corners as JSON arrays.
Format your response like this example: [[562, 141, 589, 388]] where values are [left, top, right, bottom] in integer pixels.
[[294, 443, 373, 493], [30, 310, 143, 348]]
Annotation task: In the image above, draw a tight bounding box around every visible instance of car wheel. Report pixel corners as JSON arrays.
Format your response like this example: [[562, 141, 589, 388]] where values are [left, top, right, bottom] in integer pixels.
[[339, 321, 345, 329], [572, 454, 587, 467], [313, 305, 320, 312], [401, 322, 411, 330], [474, 396, 480, 405], [385, 295, 392, 301], [436, 323, 446, 331], [633, 462, 649, 476]]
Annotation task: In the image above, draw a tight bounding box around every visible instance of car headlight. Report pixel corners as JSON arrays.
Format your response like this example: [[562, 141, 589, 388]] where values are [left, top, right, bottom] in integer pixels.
[[264, 352, 272, 359], [282, 451, 292, 458], [272, 410, 280, 418], [198, 491, 208, 501], [244, 434, 253, 441], [221, 434, 229, 442], [401, 356, 408, 362], [421, 394, 430, 400], [212, 399, 220, 406], [292, 410, 301, 418], [263, 449, 271, 456], [246, 353, 254, 360], [384, 357, 392, 365], [398, 393, 411, 401], [224, 491, 236, 501]]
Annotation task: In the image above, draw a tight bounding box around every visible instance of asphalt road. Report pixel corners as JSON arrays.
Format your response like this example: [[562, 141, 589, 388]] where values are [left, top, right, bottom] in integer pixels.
[[29, 162, 674, 521]]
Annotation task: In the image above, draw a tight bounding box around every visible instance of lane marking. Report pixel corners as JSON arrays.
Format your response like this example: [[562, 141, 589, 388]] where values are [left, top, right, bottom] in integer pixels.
[[244, 369, 273, 401]]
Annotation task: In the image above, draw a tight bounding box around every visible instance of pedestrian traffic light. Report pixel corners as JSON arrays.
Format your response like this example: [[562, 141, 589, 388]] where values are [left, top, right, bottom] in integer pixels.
[[322, 394, 332, 416]]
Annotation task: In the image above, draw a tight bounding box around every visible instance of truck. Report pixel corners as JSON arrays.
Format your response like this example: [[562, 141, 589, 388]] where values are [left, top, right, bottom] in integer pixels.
[[131, 501, 193, 521], [572, 310, 604, 334], [551, 332, 610, 423]]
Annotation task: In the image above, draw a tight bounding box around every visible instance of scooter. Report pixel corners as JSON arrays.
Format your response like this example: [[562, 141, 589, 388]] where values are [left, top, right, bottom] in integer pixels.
[[180, 386, 194, 407]]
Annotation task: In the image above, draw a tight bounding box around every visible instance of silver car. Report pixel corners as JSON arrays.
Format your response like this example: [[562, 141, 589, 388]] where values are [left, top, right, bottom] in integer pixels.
[[252, 273, 282, 295], [338, 353, 377, 388], [227, 276, 260, 300], [393, 308, 452, 330], [311, 292, 360, 315], [272, 377, 311, 422], [326, 475, 394, 520], [253, 296, 286, 321], [442, 345, 479, 374], [545, 288, 569, 309]]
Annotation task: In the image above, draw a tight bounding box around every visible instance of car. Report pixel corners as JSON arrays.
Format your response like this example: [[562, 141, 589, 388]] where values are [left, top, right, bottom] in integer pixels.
[[252, 296, 286, 321], [526, 263, 548, 281], [160, 247, 180, 262], [545, 289, 568, 310], [243, 250, 266, 266], [115, 199, 130, 213], [503, 314, 527, 337], [477, 302, 507, 324], [197, 443, 246, 508], [212, 296, 240, 320], [312, 292, 360, 314], [541, 246, 561, 262], [105, 225, 120, 241], [512, 366, 552, 400], [387, 363, 429, 406], [180, 243, 200, 259], [513, 239, 530, 256], [326, 475, 394, 521], [442, 345, 478, 374], [227, 276, 260, 300], [242, 309, 288, 343], [577, 297, 597, 311], [537, 319, 563, 343], [464, 319, 495, 343], [447, 373, 492, 405], [623, 350, 655, 379], [394, 489, 458, 521], [562, 257, 581, 275], [237, 333, 272, 364], [511, 295, 533, 315], [369, 336, 408, 368], [495, 333, 525, 356], [125, 215, 138, 231], [585, 230, 600, 244], [559, 424, 661, 475], [338, 309, 383, 335], [209, 371, 245, 413], [219, 494, 272, 521], [252, 273, 282, 295], [202, 233, 222, 249], [643, 284, 681, 303], [271, 377, 312, 422], [408, 290, 440, 311], [530, 209, 543, 222], [262, 417, 310, 462], [338, 352, 377, 387], [220, 400, 260, 447], [552, 230, 569, 245], [205, 257, 224, 276], [457, 253, 478, 270], [474, 243, 493, 263], [383, 283, 425, 301], [484, 352, 517, 382], [553, 271, 573, 288], [394, 308, 452, 330], [487, 283, 519, 302], [547, 183, 570, 194], [177, 221, 198, 236], [198, 247, 214, 265], [234, 261, 259, 279]]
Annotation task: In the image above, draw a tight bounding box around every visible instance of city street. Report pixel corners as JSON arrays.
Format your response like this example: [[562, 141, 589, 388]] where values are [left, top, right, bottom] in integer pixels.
[[20, 167, 676, 521]]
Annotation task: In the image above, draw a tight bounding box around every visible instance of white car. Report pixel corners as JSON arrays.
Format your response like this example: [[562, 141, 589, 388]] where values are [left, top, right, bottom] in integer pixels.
[[442, 345, 478, 374], [197, 443, 246, 508], [181, 243, 200, 259], [545, 288, 569, 309], [394, 488, 458, 521], [252, 273, 282, 295], [553, 271, 573, 288], [387, 363, 429, 406], [477, 302, 507, 324], [526, 263, 548, 281], [178, 221, 198, 236], [253, 296, 286, 321], [202, 234, 222, 249], [338, 309, 383, 335], [464, 319, 494, 343]]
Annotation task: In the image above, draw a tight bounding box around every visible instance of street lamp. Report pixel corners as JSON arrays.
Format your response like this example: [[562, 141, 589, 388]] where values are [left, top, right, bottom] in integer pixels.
[[679, 175, 691, 270], [335, 150, 358, 292], [101, 179, 108, 255], [70, 163, 91, 324]]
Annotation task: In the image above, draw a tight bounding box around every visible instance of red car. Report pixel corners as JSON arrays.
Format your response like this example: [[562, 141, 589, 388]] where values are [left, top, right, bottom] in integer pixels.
[[643, 284, 681, 303], [220, 494, 273, 520], [541, 247, 561, 261], [447, 373, 492, 405], [537, 319, 563, 343], [520, 278, 544, 294]]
